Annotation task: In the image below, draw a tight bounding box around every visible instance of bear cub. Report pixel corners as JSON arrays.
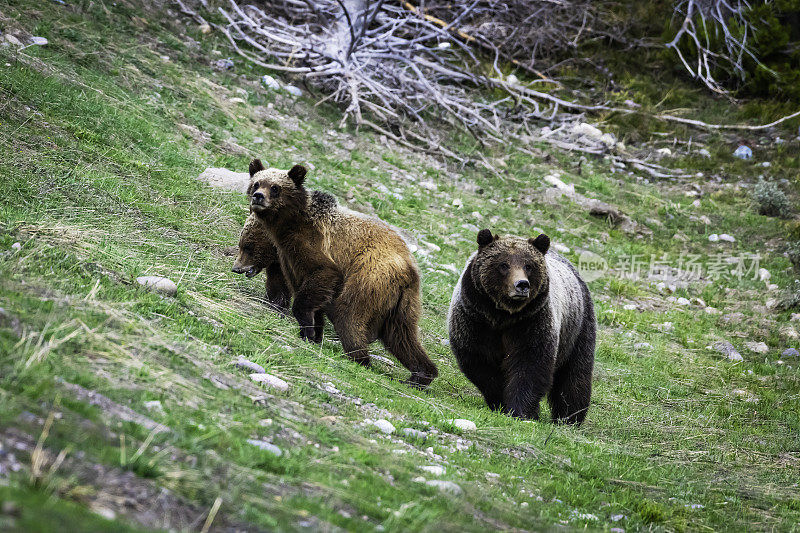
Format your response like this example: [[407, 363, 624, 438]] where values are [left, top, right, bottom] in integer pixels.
[[448, 229, 596, 424]]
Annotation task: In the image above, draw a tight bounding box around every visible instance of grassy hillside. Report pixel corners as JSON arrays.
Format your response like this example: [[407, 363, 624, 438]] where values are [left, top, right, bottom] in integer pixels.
[[1, 1, 799, 531]]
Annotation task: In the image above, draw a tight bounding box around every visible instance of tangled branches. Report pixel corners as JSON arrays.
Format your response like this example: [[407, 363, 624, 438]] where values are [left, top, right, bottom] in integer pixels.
[[666, 0, 771, 96]]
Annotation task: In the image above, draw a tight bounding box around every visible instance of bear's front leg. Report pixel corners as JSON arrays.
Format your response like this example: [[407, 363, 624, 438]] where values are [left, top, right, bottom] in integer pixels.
[[501, 325, 557, 420], [292, 266, 342, 342]]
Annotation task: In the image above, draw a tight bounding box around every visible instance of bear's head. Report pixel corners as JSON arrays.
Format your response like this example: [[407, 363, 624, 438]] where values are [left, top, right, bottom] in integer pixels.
[[471, 229, 550, 312], [247, 159, 308, 221], [231, 214, 272, 278]]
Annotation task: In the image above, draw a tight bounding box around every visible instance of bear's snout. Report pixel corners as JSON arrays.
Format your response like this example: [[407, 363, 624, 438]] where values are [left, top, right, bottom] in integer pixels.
[[252, 191, 265, 203], [513, 279, 530, 297]]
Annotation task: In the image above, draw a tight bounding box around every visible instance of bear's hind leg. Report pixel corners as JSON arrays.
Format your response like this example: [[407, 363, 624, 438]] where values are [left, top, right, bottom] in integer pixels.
[[379, 288, 438, 389], [334, 319, 372, 367], [548, 345, 594, 425]]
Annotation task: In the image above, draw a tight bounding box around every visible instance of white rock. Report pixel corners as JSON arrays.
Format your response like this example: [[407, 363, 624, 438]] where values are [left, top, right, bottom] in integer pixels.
[[249, 373, 289, 392], [543, 174, 575, 195], [552, 243, 571, 254], [197, 167, 250, 193], [634, 342, 652, 350], [284, 85, 303, 97], [698, 148, 711, 158], [758, 268, 771, 282], [719, 234, 735, 242], [261, 75, 281, 90], [656, 148, 672, 157], [372, 419, 395, 434], [699, 215, 711, 225], [461, 223, 480, 233], [711, 341, 742, 362], [691, 199, 701, 208], [572, 123, 603, 140], [708, 234, 719, 242], [247, 439, 282, 456], [450, 419, 477, 431], [623, 304, 637, 311], [136, 276, 177, 296], [425, 480, 463, 496], [471, 211, 483, 221], [437, 41, 451, 49], [252, 136, 264, 144], [228, 97, 246, 104], [235, 356, 265, 374], [402, 428, 428, 439], [676, 297, 690, 306], [412, 476, 427, 483], [420, 180, 437, 191], [744, 341, 769, 354], [5, 34, 22, 46], [420, 465, 446, 476], [506, 74, 519, 85], [452, 198, 463, 208], [11, 242, 21, 251], [30, 36, 48, 46], [143, 400, 164, 414]]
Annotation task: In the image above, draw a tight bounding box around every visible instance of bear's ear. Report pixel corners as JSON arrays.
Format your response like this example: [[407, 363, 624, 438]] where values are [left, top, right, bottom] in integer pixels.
[[477, 229, 498, 248], [529, 234, 550, 254], [288, 164, 307, 187], [249, 159, 265, 177]]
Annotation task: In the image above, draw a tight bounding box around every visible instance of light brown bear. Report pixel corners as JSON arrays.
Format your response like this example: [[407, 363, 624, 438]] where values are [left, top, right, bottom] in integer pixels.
[[246, 159, 438, 388], [231, 213, 292, 313]]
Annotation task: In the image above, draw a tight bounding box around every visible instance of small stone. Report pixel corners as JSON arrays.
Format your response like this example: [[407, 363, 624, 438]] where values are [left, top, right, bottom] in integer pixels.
[[247, 439, 282, 456], [249, 373, 289, 391], [711, 341, 742, 362], [136, 276, 177, 296], [30, 36, 48, 46], [744, 341, 768, 354], [5, 34, 22, 46], [733, 145, 752, 160], [372, 419, 395, 434], [284, 85, 302, 97], [252, 136, 264, 144], [623, 304, 637, 311], [213, 58, 234, 71], [420, 465, 445, 476], [708, 234, 719, 242], [143, 400, 164, 414], [461, 223, 480, 233], [782, 348, 799, 358], [623, 99, 640, 108], [699, 215, 711, 225], [758, 268, 771, 282], [676, 297, 690, 306], [261, 74, 281, 90], [553, 243, 571, 254], [91, 506, 117, 520], [401, 428, 428, 439], [485, 472, 500, 480], [11, 242, 21, 251], [425, 480, 462, 496], [234, 356, 265, 374], [610, 514, 626, 522], [452, 198, 463, 208], [719, 234, 735, 242], [634, 342, 652, 350], [655, 148, 672, 157], [199, 23, 212, 34], [780, 325, 799, 340], [412, 476, 427, 483], [450, 419, 477, 431], [572, 123, 603, 140], [698, 148, 711, 158], [228, 97, 246, 104]]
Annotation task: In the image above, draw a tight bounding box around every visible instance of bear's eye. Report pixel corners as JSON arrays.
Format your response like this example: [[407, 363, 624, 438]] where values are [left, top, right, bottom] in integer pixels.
[[524, 264, 532, 273], [499, 262, 510, 273], [252, 181, 260, 190], [269, 184, 281, 198]]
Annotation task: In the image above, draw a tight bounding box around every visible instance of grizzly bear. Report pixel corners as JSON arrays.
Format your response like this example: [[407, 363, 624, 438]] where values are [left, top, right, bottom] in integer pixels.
[[231, 214, 292, 314], [448, 229, 595, 424], [246, 159, 438, 388]]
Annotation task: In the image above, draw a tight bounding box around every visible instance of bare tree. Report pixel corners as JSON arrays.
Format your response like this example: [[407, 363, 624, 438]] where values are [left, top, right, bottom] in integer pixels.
[[666, 0, 773, 96]]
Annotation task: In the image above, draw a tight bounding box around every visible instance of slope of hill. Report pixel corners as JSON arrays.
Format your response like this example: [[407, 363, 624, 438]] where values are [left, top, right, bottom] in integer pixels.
[[1, 1, 799, 531]]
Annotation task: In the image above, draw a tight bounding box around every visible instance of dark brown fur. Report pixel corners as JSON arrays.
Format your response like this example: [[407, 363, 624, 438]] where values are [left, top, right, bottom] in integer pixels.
[[246, 160, 438, 388], [448, 230, 595, 424], [231, 214, 292, 313]]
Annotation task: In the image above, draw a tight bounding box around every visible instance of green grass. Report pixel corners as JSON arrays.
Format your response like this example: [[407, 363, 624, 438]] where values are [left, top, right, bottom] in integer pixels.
[[1, 0, 800, 531]]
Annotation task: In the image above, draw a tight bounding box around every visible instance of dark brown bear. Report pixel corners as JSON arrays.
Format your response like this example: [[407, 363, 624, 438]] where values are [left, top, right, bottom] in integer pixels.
[[246, 159, 438, 388], [447, 229, 595, 424], [231, 213, 292, 313]]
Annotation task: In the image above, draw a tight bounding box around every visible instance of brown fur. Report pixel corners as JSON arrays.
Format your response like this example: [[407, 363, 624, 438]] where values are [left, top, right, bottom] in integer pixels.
[[231, 214, 292, 313], [246, 160, 438, 388]]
